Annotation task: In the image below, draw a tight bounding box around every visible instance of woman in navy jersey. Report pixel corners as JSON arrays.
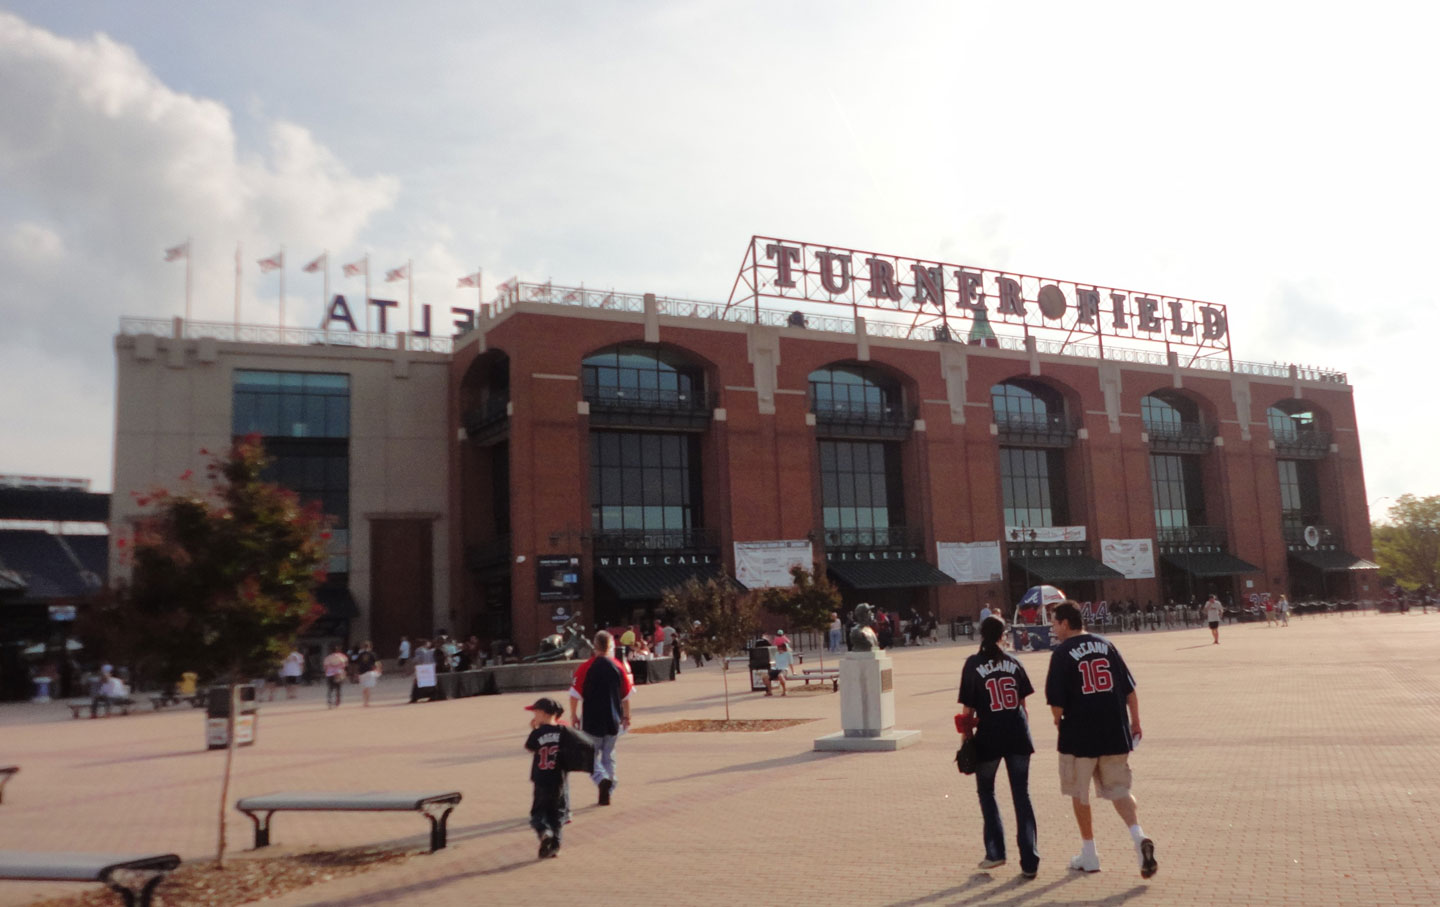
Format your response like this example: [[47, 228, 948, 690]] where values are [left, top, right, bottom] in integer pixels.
[[958, 616, 1039, 879]]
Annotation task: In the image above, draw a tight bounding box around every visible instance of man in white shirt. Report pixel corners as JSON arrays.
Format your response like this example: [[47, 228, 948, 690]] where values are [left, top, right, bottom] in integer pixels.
[[1203, 595, 1224, 645], [281, 647, 304, 698]]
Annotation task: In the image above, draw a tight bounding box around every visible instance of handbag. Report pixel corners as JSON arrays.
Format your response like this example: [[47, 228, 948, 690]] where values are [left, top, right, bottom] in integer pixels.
[[955, 735, 979, 775]]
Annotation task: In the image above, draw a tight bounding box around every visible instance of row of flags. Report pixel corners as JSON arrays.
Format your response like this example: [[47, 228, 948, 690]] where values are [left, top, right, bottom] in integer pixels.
[[162, 242, 482, 289]]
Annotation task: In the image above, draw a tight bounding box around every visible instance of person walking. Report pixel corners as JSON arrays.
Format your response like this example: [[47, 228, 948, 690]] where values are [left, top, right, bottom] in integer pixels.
[[280, 647, 304, 699], [1277, 594, 1290, 627], [322, 645, 348, 708], [354, 641, 380, 707], [524, 697, 569, 859], [958, 616, 1039, 879], [568, 630, 633, 806], [397, 636, 412, 677], [1045, 601, 1156, 878], [1202, 595, 1223, 645]]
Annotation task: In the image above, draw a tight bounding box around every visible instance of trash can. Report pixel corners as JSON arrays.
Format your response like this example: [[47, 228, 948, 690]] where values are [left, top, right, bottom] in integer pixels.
[[748, 644, 776, 692], [205, 684, 259, 750]]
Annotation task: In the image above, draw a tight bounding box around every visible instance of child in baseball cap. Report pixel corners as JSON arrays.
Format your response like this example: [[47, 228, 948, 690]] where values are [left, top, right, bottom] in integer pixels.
[[525, 697, 568, 858]]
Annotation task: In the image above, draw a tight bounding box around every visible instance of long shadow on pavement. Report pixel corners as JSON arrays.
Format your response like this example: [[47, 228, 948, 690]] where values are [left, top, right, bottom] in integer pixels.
[[651, 749, 843, 784]]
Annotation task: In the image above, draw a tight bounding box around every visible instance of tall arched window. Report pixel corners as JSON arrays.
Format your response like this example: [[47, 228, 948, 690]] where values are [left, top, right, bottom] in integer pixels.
[[809, 365, 901, 420], [991, 380, 1072, 528], [582, 345, 701, 408], [810, 364, 907, 547]]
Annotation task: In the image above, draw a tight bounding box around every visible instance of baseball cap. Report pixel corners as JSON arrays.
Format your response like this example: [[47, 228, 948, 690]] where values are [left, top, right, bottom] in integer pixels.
[[524, 697, 564, 715]]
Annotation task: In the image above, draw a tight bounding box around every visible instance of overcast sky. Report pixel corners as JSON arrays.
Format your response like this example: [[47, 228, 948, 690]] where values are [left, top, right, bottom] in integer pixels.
[[1, 2, 1435, 515]]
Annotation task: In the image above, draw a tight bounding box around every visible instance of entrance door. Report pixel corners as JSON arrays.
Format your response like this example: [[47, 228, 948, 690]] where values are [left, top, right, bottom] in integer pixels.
[[369, 519, 433, 656]]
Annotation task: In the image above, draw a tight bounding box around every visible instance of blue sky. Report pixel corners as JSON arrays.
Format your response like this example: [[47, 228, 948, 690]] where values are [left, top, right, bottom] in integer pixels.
[[0, 1, 1436, 513]]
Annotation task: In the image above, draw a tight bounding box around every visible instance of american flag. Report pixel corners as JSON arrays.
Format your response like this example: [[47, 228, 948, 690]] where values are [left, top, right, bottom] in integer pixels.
[[456, 271, 481, 288], [163, 243, 188, 262], [385, 264, 409, 282], [302, 253, 326, 274], [257, 252, 283, 273], [343, 259, 367, 278]]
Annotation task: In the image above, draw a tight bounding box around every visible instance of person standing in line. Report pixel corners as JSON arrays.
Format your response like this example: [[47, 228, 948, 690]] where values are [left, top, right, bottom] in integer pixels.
[[959, 616, 1039, 879], [1202, 595, 1223, 645], [663, 620, 680, 674], [354, 641, 380, 707], [323, 645, 348, 708], [1045, 602, 1156, 878], [397, 636, 412, 677], [524, 697, 569, 859], [280, 646, 304, 699], [1277, 594, 1290, 627], [568, 630, 633, 806]]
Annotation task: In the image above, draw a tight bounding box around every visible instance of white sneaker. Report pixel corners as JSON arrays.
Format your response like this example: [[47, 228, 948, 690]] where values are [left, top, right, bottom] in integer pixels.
[[977, 858, 1006, 870], [1069, 852, 1101, 873]]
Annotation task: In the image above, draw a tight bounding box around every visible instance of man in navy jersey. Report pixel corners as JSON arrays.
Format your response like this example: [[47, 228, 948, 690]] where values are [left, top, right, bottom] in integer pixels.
[[1045, 601, 1157, 879], [568, 630, 633, 806]]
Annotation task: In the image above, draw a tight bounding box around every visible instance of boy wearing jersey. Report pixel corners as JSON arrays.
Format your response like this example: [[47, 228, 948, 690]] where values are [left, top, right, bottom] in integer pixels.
[[524, 697, 567, 858], [1045, 602, 1157, 879], [959, 616, 1039, 879]]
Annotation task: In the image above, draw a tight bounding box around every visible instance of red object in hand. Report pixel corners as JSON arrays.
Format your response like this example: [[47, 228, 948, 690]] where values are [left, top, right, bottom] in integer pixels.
[[955, 712, 978, 735]]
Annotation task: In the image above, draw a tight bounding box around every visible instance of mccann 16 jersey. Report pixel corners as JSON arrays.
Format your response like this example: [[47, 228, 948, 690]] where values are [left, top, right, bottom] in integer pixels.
[[958, 651, 1035, 760], [1044, 632, 1136, 757]]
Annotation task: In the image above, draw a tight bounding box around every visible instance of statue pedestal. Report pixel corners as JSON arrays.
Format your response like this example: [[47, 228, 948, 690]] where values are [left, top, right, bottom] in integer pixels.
[[813, 650, 921, 752]]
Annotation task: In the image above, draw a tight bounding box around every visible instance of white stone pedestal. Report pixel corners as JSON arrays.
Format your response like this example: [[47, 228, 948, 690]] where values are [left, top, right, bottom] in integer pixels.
[[813, 650, 921, 752]]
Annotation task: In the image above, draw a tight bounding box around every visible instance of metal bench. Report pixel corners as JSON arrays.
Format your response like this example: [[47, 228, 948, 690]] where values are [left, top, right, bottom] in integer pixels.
[[0, 851, 180, 907], [0, 766, 15, 804], [788, 668, 839, 691], [236, 791, 462, 853], [67, 698, 137, 719]]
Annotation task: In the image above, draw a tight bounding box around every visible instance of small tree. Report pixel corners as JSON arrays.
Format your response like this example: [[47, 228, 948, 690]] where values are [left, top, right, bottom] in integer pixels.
[[1373, 494, 1440, 592], [84, 436, 329, 866], [757, 564, 842, 669], [662, 576, 760, 720]]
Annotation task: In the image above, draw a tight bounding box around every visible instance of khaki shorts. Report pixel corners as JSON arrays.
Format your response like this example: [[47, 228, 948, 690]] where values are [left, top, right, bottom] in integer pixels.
[[1059, 753, 1132, 803]]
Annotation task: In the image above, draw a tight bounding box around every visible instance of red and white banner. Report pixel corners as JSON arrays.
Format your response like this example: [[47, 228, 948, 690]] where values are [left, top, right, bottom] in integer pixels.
[[257, 252, 283, 273], [343, 259, 367, 278], [385, 264, 409, 282], [163, 243, 188, 262]]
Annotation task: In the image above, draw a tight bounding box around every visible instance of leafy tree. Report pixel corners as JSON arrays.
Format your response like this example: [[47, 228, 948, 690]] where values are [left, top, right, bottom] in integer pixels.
[[661, 576, 760, 720], [1373, 494, 1440, 592], [756, 564, 842, 669], [84, 436, 329, 866]]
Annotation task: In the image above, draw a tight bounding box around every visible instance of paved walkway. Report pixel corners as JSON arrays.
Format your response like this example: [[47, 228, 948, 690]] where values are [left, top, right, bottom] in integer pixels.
[[2, 612, 1438, 906]]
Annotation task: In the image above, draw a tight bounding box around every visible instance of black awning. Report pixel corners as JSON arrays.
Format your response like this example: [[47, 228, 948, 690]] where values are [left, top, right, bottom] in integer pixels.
[[1161, 552, 1262, 578], [1010, 555, 1124, 583], [1289, 550, 1381, 572], [0, 569, 26, 594], [314, 585, 360, 620], [595, 562, 739, 602], [824, 560, 955, 590]]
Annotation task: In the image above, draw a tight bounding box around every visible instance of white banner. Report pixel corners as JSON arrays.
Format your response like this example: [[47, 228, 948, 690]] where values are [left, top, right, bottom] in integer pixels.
[[734, 540, 814, 589], [414, 663, 437, 688], [936, 541, 1004, 584], [1006, 525, 1087, 543], [1100, 538, 1155, 580]]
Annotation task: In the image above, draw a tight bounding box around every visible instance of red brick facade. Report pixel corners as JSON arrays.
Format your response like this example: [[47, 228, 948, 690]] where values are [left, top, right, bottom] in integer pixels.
[[449, 301, 1373, 651]]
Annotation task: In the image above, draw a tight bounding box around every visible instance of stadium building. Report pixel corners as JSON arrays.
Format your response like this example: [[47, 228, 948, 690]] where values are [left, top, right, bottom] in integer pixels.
[[110, 236, 1378, 655]]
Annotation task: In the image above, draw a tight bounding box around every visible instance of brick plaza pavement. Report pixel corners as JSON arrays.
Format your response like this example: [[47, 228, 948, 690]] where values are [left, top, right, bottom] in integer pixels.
[[2, 611, 1438, 906]]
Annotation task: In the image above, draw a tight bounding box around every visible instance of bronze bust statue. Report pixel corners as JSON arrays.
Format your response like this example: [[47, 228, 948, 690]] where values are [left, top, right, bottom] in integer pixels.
[[849, 603, 879, 651]]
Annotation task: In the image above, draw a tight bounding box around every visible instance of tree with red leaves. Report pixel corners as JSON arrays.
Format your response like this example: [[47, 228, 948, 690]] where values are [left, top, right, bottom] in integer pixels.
[[84, 435, 329, 866]]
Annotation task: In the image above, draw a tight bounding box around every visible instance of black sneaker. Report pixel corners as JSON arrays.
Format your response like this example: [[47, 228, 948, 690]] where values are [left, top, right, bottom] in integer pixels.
[[1139, 838, 1157, 879], [538, 832, 557, 859], [598, 778, 613, 806]]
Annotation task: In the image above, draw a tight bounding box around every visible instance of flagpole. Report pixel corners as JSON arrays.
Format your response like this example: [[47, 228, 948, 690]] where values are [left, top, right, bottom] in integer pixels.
[[278, 246, 286, 333], [364, 254, 371, 334], [407, 258, 414, 338], [184, 236, 193, 324], [477, 266, 483, 317], [234, 241, 242, 328]]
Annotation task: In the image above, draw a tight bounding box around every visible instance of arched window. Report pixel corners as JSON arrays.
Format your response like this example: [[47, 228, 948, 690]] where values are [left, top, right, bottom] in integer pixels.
[[1141, 392, 1199, 432], [990, 380, 1066, 431], [582, 345, 701, 408], [1267, 402, 1317, 443], [809, 365, 900, 419]]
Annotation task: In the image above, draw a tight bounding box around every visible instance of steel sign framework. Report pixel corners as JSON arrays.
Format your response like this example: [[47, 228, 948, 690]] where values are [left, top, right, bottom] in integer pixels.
[[726, 236, 1232, 365]]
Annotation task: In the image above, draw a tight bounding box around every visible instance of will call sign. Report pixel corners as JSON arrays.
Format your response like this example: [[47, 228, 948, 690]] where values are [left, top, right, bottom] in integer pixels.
[[731, 236, 1229, 349]]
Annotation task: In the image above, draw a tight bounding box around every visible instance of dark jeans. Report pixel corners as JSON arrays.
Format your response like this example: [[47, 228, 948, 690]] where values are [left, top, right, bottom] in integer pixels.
[[975, 753, 1038, 873], [326, 676, 343, 707], [530, 783, 566, 844]]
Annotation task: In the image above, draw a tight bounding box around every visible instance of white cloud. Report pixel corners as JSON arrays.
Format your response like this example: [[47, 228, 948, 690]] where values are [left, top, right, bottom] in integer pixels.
[[0, 12, 398, 487]]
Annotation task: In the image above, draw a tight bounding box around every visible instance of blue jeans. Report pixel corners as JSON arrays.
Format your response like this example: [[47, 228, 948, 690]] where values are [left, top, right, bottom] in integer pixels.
[[592, 734, 619, 788], [828, 628, 842, 652], [975, 753, 1038, 873]]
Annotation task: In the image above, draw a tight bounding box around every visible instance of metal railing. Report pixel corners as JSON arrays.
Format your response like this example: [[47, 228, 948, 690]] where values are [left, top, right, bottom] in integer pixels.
[[1146, 421, 1218, 453], [995, 412, 1077, 447], [590, 526, 718, 553], [1157, 525, 1228, 549], [119, 318, 454, 353], [822, 526, 921, 551], [1272, 429, 1332, 458]]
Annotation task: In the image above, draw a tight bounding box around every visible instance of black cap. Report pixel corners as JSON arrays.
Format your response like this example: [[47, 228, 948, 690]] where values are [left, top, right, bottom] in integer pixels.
[[524, 697, 565, 716]]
